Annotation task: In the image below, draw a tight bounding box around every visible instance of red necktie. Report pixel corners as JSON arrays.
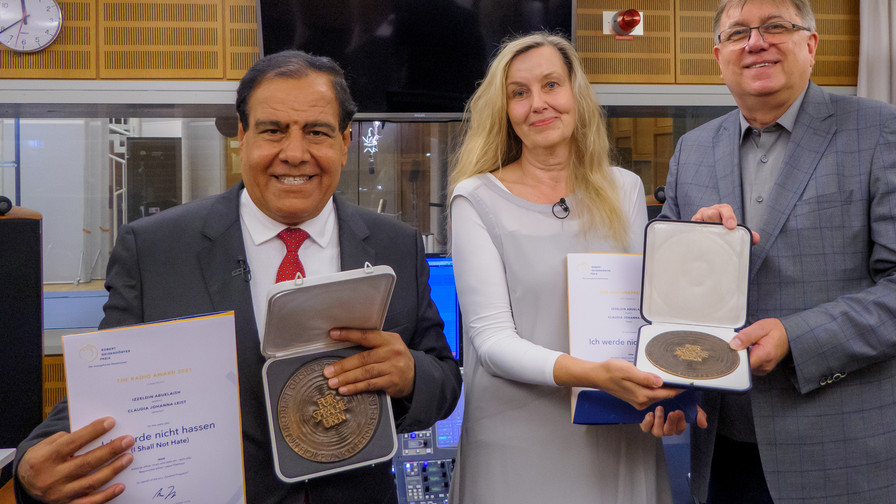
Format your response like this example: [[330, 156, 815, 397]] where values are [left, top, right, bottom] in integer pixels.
[[276, 228, 309, 283]]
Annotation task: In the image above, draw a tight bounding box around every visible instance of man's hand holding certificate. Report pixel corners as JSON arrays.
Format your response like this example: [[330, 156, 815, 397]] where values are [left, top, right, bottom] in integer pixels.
[[59, 312, 245, 503]]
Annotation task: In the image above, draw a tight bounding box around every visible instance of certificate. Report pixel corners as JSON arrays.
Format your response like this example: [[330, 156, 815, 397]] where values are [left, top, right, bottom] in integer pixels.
[[567, 252, 645, 364], [63, 312, 245, 503], [566, 253, 697, 424]]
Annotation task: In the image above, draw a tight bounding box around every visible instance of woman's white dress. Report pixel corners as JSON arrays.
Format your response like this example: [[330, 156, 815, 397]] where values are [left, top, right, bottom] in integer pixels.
[[447, 169, 672, 504]]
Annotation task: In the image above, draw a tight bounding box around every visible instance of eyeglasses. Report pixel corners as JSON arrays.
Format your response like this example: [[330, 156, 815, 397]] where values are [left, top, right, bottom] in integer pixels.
[[716, 21, 811, 46]]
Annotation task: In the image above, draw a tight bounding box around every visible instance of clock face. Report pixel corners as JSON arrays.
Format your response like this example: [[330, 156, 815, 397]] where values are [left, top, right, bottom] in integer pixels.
[[0, 0, 63, 52]]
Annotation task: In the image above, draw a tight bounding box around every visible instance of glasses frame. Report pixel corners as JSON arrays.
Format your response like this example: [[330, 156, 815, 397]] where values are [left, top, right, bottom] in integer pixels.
[[716, 21, 811, 46]]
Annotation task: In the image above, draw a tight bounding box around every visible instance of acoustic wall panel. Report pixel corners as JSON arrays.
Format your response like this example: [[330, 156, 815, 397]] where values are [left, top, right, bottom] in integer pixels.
[[675, 0, 720, 84], [224, 0, 258, 80], [0, 0, 96, 78], [98, 0, 223, 78], [810, 0, 859, 86], [577, 0, 676, 84], [674, 0, 859, 85], [43, 356, 67, 419]]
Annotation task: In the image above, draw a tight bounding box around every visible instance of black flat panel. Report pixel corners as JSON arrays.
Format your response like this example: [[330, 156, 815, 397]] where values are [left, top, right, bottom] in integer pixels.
[[257, 0, 573, 115], [125, 138, 182, 223], [0, 217, 43, 454]]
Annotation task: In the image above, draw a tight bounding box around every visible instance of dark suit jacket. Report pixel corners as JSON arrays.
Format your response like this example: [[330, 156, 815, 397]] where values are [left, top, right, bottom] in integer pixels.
[[15, 183, 462, 504], [661, 82, 896, 503]]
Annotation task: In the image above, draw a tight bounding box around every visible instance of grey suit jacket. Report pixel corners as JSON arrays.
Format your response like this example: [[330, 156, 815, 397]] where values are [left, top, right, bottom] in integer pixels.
[[661, 82, 896, 504], [15, 183, 462, 504]]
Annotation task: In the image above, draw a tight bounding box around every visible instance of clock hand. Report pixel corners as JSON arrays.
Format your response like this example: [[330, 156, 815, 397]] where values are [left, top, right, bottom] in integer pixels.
[[0, 16, 26, 35], [9, 20, 23, 48], [20, 0, 27, 25], [14, 14, 25, 46]]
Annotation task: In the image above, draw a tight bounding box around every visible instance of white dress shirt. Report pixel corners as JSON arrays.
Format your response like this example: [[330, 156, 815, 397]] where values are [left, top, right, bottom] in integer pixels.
[[238, 189, 341, 335]]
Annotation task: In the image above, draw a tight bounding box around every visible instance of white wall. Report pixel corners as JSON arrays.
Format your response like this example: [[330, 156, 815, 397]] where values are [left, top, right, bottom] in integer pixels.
[[16, 120, 92, 283], [183, 119, 226, 199], [0, 120, 15, 201], [1, 117, 227, 285], [81, 119, 111, 283]]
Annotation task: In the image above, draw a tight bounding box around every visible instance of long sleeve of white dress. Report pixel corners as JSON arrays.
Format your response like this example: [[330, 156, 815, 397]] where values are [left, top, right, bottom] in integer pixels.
[[450, 194, 563, 386]]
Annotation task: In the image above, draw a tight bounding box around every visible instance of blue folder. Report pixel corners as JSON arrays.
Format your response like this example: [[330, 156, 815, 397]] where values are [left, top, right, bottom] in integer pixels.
[[572, 388, 698, 425]]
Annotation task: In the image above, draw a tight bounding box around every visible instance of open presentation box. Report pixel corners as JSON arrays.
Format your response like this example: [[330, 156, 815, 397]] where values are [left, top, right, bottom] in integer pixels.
[[635, 220, 753, 392], [261, 264, 398, 482]]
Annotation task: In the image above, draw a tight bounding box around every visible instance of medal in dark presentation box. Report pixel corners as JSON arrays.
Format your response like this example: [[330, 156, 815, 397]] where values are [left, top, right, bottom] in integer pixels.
[[635, 220, 753, 392], [261, 264, 398, 482]]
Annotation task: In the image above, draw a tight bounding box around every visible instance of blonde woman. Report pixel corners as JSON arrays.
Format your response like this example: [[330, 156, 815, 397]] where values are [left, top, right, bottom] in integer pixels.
[[448, 33, 681, 503]]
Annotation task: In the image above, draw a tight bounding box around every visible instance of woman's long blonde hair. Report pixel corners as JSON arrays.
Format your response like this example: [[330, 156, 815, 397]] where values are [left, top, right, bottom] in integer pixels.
[[449, 32, 628, 247]]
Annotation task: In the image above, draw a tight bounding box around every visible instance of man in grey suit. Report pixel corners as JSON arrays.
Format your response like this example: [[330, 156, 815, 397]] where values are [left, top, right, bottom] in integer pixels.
[[659, 0, 896, 502], [14, 50, 462, 503]]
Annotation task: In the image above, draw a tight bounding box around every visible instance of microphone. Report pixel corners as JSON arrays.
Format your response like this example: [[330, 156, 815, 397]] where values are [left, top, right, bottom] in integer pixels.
[[232, 256, 252, 282], [654, 185, 666, 204], [552, 197, 570, 219]]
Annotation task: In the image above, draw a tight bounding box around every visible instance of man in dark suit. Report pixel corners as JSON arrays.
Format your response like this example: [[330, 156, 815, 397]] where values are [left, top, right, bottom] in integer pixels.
[[14, 50, 462, 504], [659, 1, 896, 503]]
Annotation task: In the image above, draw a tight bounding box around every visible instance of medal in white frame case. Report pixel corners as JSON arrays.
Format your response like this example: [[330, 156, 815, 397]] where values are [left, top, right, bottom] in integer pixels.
[[635, 220, 753, 392]]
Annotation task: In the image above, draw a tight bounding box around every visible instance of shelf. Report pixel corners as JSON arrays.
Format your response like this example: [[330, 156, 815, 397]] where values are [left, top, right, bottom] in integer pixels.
[[593, 84, 857, 117], [0, 448, 14, 469], [0, 80, 239, 118], [0, 80, 858, 119]]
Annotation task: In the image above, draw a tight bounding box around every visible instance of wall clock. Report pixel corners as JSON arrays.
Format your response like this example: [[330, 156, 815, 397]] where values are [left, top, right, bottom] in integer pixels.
[[0, 0, 63, 52]]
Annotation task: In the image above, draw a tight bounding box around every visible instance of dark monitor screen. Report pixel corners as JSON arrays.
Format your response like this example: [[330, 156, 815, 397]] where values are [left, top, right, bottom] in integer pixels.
[[425, 256, 461, 362], [256, 1, 573, 115]]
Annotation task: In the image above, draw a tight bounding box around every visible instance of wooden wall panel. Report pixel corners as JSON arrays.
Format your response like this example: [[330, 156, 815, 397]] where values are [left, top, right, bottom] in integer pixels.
[[610, 117, 673, 194], [810, 0, 859, 86], [674, 0, 858, 85], [224, 0, 258, 80], [577, 0, 676, 84], [675, 0, 719, 84], [43, 356, 67, 419], [0, 0, 96, 78], [98, 0, 223, 78], [0, 2, 864, 85]]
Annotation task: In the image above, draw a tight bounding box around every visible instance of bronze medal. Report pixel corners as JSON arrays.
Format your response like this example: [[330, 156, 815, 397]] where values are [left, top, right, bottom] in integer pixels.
[[645, 330, 740, 380], [277, 357, 380, 462]]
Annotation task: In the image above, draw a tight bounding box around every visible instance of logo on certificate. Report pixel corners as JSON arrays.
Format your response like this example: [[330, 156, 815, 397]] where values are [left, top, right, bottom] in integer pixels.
[[78, 344, 99, 363], [575, 261, 590, 277]]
